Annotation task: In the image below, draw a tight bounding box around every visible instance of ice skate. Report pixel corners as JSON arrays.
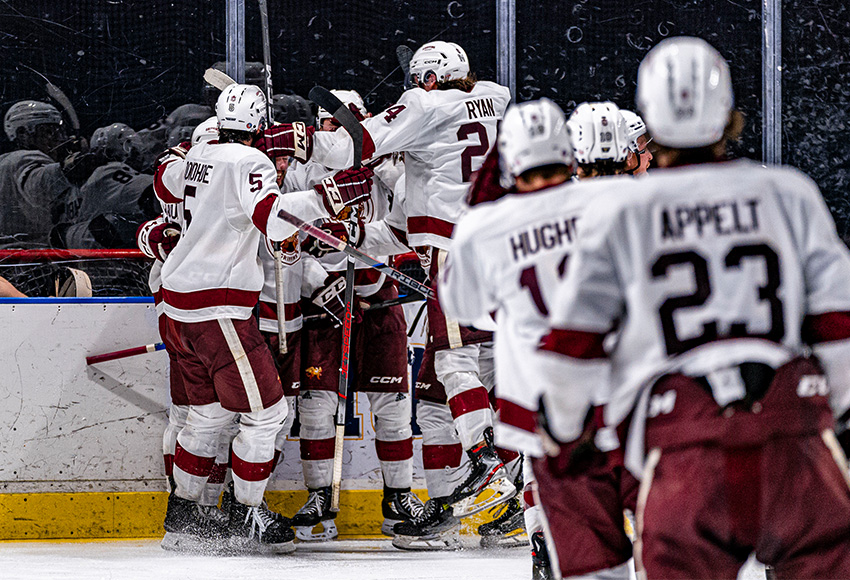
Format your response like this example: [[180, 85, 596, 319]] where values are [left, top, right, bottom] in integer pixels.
[[447, 430, 516, 517], [391, 497, 462, 551], [228, 499, 296, 554], [381, 488, 426, 536], [477, 496, 526, 548], [161, 492, 229, 553], [291, 486, 338, 542], [531, 531, 553, 580]]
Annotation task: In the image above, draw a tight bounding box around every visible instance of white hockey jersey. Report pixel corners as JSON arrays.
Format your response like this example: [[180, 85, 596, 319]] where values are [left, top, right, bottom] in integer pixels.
[[543, 160, 850, 459], [441, 182, 601, 452], [313, 81, 511, 250], [157, 140, 328, 322]]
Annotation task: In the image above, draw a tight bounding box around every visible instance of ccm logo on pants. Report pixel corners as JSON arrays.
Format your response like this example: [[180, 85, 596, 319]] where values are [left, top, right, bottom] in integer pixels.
[[371, 376, 404, 384]]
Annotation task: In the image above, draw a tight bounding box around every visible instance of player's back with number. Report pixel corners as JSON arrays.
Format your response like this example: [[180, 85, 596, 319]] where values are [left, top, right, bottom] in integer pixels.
[[551, 158, 850, 423]]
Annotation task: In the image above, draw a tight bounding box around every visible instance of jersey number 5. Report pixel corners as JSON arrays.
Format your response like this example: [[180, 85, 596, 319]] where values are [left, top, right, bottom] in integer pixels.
[[457, 122, 489, 182], [182, 185, 197, 227], [651, 243, 784, 356]]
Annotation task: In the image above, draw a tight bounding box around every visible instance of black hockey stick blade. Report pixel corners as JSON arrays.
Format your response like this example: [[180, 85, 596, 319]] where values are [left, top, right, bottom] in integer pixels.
[[303, 292, 424, 322], [308, 86, 364, 169], [397, 45, 414, 90]]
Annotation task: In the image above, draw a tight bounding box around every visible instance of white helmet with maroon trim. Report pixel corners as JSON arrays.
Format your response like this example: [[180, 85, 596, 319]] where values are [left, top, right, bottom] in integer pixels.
[[191, 116, 219, 145], [619, 109, 649, 152], [567, 102, 629, 165], [409, 41, 469, 86], [637, 36, 733, 148], [317, 89, 366, 120], [215, 84, 267, 133], [498, 98, 574, 181]]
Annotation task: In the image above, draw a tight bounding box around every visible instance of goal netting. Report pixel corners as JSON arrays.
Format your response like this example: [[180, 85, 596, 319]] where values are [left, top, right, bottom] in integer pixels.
[[0, 249, 152, 297]]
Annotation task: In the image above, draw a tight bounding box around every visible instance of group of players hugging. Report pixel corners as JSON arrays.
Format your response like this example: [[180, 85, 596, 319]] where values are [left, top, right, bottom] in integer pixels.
[[135, 34, 850, 580]]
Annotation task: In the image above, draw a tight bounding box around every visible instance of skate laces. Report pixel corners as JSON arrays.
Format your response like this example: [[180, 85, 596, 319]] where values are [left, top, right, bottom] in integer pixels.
[[411, 498, 439, 525], [243, 504, 277, 540], [296, 490, 324, 518], [197, 504, 228, 526], [400, 492, 425, 520]]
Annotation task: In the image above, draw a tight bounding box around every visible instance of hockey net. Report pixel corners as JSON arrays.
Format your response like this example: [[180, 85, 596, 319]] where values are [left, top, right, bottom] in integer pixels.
[[0, 249, 153, 297]]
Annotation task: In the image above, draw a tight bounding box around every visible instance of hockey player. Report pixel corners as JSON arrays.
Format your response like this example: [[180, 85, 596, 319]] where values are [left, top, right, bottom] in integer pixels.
[[63, 123, 156, 248], [0, 100, 85, 248], [299, 42, 516, 543], [620, 109, 652, 176], [441, 99, 633, 579], [282, 89, 424, 541], [541, 37, 850, 579], [156, 83, 373, 553]]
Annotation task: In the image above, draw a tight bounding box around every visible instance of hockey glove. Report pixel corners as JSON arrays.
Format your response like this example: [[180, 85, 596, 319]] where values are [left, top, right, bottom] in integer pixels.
[[315, 167, 374, 218], [311, 276, 348, 326], [304, 219, 364, 258], [255, 122, 314, 163], [136, 217, 182, 261], [153, 142, 190, 170], [466, 143, 511, 207]]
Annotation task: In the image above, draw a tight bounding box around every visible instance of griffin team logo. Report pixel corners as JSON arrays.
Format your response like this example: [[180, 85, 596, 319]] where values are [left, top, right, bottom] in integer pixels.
[[305, 366, 323, 380]]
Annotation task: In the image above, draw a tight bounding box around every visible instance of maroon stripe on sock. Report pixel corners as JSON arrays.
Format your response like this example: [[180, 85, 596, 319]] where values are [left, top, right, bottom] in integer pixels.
[[448, 386, 490, 419], [375, 438, 413, 462], [496, 446, 520, 464], [174, 442, 215, 477], [300, 437, 335, 461], [231, 452, 276, 483], [422, 443, 463, 470], [163, 453, 174, 477]]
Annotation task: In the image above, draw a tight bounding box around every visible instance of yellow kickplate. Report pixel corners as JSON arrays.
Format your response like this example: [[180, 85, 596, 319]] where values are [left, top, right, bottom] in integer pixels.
[[2, 489, 487, 541]]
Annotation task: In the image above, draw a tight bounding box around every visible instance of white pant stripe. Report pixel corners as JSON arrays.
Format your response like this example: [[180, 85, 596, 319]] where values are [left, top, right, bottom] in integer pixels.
[[218, 319, 263, 412], [437, 249, 464, 349], [634, 447, 662, 580]]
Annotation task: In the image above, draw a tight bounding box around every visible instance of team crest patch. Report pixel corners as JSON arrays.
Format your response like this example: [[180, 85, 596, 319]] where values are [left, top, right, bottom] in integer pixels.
[[305, 366, 323, 380]]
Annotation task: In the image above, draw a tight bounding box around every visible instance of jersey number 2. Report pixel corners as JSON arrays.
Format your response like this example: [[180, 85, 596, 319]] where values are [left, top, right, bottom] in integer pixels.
[[651, 243, 784, 355], [457, 122, 489, 182]]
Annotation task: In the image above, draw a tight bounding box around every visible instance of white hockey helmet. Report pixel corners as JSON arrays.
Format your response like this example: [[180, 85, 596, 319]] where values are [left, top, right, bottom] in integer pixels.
[[191, 116, 219, 145], [408, 41, 470, 86], [619, 109, 649, 152], [215, 84, 267, 133], [317, 89, 366, 120], [567, 102, 629, 165], [4, 100, 63, 141], [90, 123, 139, 162], [636, 36, 733, 148], [498, 98, 574, 181]]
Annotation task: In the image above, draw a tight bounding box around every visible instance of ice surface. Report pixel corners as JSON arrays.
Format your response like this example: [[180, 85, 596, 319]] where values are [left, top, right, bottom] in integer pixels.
[[0, 538, 768, 580]]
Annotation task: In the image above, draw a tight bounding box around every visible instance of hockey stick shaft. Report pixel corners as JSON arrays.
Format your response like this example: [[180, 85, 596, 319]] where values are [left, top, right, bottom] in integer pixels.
[[397, 45, 414, 90], [257, 0, 286, 355], [86, 342, 165, 365], [303, 292, 424, 322], [308, 86, 363, 170], [277, 208, 435, 299]]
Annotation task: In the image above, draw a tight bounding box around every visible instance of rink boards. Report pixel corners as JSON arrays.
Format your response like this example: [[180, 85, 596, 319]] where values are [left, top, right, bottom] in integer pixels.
[[0, 299, 430, 540]]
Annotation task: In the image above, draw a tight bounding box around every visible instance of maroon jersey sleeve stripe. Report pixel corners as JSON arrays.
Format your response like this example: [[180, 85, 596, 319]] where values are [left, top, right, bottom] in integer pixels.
[[539, 328, 608, 359], [362, 126, 376, 161], [407, 216, 455, 238], [802, 311, 850, 344], [251, 193, 277, 235], [153, 160, 181, 204]]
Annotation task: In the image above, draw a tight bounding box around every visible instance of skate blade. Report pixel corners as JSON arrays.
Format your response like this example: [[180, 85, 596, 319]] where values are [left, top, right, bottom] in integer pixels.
[[381, 518, 402, 537], [294, 520, 338, 542], [228, 536, 297, 554], [479, 529, 528, 549], [452, 477, 517, 518], [392, 525, 462, 551]]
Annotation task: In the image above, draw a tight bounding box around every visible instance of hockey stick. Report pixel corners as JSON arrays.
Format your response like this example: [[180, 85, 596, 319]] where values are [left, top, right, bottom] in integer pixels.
[[203, 68, 236, 91], [86, 342, 165, 365], [308, 85, 364, 512], [303, 285, 424, 322], [277, 208, 435, 300], [256, 0, 287, 355], [397, 45, 414, 90], [21, 64, 80, 131]]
